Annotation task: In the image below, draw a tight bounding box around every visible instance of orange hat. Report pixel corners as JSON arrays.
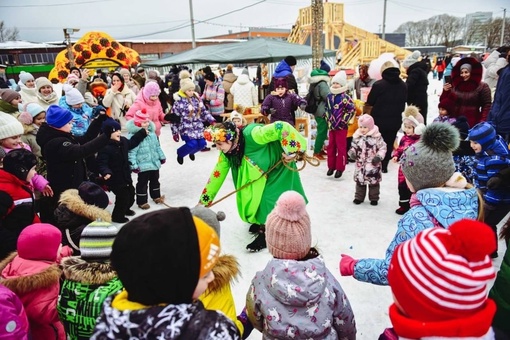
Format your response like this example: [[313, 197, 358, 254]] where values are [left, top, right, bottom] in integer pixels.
[[192, 216, 220, 277]]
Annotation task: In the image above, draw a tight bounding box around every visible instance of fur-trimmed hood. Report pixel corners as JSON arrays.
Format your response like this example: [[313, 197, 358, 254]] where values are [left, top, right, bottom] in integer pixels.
[[61, 256, 117, 285], [22, 122, 36, 135], [0, 253, 61, 295], [309, 74, 331, 85], [452, 57, 483, 87], [58, 188, 111, 222], [203, 254, 240, 295]]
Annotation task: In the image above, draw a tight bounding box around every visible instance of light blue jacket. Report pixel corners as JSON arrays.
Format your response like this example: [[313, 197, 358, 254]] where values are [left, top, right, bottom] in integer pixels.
[[353, 187, 479, 285], [58, 96, 94, 137], [126, 120, 165, 172]]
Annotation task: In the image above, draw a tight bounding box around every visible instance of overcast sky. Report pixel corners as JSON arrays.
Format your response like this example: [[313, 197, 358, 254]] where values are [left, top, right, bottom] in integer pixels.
[[1, 0, 508, 43]]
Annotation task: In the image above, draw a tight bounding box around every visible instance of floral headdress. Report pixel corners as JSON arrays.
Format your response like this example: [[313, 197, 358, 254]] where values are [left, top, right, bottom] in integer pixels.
[[204, 122, 237, 143]]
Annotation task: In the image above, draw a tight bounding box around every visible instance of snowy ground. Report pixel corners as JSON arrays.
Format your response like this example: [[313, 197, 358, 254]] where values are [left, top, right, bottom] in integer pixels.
[[106, 76, 506, 339]]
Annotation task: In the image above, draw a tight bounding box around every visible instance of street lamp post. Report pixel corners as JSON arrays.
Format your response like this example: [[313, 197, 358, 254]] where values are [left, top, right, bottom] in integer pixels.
[[63, 28, 80, 68]]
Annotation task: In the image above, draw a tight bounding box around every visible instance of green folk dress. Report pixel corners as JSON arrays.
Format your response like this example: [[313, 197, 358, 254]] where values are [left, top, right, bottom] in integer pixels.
[[200, 121, 307, 225]]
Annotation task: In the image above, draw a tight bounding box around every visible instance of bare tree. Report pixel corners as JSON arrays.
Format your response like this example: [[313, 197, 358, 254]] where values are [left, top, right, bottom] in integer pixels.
[[483, 18, 510, 48], [0, 21, 19, 42], [395, 14, 463, 47]]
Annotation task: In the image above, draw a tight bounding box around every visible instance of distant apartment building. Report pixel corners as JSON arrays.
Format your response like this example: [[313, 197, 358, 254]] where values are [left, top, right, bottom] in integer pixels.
[[464, 11, 493, 45]]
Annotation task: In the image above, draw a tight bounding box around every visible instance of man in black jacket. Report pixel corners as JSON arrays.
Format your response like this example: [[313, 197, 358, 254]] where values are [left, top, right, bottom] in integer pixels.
[[36, 105, 113, 224]]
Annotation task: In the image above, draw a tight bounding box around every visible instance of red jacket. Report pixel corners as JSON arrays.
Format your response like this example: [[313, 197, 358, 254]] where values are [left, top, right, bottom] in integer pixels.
[[0, 170, 40, 260]]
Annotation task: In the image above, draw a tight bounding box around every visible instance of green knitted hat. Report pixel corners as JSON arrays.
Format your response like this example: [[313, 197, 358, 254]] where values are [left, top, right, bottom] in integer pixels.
[[310, 68, 329, 77], [80, 220, 118, 261]]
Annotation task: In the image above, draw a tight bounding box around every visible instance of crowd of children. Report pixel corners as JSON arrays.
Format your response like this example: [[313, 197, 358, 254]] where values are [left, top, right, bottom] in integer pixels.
[[0, 53, 510, 339]]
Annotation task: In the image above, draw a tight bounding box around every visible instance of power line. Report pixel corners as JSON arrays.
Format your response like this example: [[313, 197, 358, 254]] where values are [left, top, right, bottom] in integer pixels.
[[120, 0, 267, 39], [15, 19, 188, 31], [196, 21, 294, 29], [0, 0, 113, 7]]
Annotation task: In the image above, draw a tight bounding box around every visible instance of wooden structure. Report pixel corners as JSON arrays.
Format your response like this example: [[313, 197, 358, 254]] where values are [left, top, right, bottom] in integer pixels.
[[311, 0, 324, 69], [287, 2, 411, 68]]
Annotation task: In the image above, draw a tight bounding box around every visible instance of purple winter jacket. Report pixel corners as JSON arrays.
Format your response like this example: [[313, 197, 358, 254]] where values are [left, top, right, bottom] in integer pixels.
[[0, 283, 29, 339]]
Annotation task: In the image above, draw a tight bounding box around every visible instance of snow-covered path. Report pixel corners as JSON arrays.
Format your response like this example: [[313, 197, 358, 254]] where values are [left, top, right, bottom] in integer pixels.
[[107, 76, 505, 339]]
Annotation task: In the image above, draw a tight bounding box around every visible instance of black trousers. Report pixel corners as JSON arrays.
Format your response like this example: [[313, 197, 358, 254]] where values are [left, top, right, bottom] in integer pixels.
[[379, 128, 399, 171], [484, 202, 510, 252], [111, 184, 135, 220], [136, 170, 161, 205], [398, 181, 412, 208]]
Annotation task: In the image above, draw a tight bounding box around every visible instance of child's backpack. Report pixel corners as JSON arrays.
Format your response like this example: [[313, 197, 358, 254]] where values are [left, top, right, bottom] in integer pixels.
[[304, 81, 324, 113]]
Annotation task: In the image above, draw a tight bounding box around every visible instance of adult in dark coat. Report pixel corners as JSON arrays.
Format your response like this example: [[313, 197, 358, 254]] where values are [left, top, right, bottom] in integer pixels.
[[268, 56, 298, 93], [403, 52, 429, 124], [0, 64, 9, 89], [36, 105, 112, 224], [364, 61, 407, 172], [488, 52, 510, 143]]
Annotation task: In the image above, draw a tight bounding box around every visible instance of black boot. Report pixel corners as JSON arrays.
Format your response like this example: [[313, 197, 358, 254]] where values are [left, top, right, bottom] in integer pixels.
[[249, 223, 262, 234], [247, 226, 266, 252], [395, 201, 410, 215]]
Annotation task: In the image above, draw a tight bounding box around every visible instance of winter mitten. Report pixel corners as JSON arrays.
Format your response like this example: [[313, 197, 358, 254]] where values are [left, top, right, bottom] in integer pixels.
[[93, 105, 107, 116], [132, 168, 140, 174], [160, 159, 166, 165], [237, 308, 254, 340], [487, 175, 502, 190], [173, 134, 180, 142], [164, 113, 181, 124], [339, 254, 358, 276]]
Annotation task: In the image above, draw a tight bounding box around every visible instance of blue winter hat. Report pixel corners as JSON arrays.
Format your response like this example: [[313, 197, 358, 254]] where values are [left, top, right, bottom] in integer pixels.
[[320, 60, 331, 72], [468, 122, 496, 150], [101, 118, 121, 134], [46, 105, 73, 128]]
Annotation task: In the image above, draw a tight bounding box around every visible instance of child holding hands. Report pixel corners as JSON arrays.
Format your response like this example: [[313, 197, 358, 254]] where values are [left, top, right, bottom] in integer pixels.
[[325, 71, 356, 178], [126, 109, 166, 210], [348, 114, 387, 205], [168, 75, 215, 164], [392, 105, 425, 215], [96, 119, 147, 222]]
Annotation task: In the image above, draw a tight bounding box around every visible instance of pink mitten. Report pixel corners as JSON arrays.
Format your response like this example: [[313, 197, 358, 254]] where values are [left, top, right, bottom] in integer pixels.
[[339, 254, 358, 276], [57, 245, 73, 263]]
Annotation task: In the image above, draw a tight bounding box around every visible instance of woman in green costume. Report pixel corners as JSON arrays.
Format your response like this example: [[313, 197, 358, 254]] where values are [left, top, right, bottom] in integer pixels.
[[200, 120, 307, 251]]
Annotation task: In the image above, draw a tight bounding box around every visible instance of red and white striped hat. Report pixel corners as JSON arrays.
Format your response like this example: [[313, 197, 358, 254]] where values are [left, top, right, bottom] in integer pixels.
[[388, 219, 496, 322]]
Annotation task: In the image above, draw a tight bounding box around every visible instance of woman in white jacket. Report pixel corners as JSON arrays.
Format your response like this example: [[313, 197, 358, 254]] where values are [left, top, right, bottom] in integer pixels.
[[103, 72, 136, 126], [482, 50, 508, 98], [230, 69, 258, 108]]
